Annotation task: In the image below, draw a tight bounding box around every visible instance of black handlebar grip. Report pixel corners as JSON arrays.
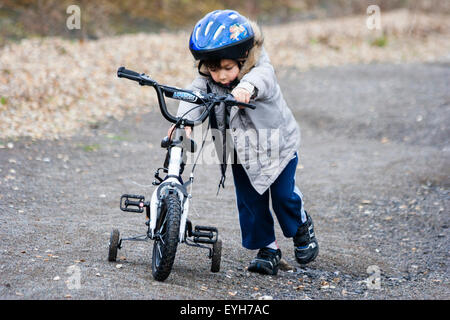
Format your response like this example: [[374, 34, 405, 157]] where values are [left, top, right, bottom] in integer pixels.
[[239, 102, 256, 110], [224, 95, 256, 110], [117, 66, 141, 78], [232, 101, 256, 110]]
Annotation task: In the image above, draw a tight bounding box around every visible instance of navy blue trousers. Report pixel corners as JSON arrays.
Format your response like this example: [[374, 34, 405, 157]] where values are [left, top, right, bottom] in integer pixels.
[[231, 152, 307, 250]]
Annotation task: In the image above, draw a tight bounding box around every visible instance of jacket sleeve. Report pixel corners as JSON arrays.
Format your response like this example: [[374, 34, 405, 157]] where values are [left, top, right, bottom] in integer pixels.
[[237, 47, 277, 101], [176, 76, 208, 124]]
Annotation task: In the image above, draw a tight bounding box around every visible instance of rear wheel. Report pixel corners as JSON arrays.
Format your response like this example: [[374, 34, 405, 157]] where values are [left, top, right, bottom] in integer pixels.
[[108, 229, 120, 262], [211, 239, 222, 273], [151, 193, 181, 281]]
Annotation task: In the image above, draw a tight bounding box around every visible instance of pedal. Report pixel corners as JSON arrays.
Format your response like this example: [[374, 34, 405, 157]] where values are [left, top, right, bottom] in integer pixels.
[[192, 225, 218, 244], [120, 194, 148, 213]]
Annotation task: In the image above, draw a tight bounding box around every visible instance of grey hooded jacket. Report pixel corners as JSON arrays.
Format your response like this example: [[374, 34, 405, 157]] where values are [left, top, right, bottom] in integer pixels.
[[177, 21, 300, 195]]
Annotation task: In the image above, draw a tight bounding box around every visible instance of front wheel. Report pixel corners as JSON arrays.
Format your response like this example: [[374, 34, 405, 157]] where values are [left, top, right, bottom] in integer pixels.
[[151, 193, 181, 281]]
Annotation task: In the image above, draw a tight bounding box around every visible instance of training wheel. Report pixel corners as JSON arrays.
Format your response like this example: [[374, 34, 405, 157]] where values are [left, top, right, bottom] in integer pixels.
[[211, 239, 222, 273], [108, 228, 120, 262]]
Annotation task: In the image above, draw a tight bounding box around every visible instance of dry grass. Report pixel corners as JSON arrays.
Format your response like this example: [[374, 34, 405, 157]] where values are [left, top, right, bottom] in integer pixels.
[[1, 9, 449, 140]]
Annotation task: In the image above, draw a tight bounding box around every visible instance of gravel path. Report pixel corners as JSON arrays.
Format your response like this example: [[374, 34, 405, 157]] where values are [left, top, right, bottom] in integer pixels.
[[0, 62, 449, 300]]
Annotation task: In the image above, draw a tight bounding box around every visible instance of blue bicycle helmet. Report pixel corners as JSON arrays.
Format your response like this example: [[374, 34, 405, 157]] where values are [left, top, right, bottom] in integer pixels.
[[189, 10, 254, 61]]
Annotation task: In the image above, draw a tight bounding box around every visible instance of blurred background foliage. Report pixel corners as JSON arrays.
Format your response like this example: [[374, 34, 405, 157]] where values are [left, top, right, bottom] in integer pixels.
[[1, 0, 449, 140], [1, 0, 449, 43]]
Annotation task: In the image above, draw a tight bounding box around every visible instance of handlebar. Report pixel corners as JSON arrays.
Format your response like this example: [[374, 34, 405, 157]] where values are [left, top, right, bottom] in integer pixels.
[[117, 66, 256, 127], [117, 67, 142, 79]]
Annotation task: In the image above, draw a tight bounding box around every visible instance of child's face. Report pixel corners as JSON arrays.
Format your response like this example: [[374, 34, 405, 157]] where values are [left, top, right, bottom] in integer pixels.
[[207, 59, 240, 86]]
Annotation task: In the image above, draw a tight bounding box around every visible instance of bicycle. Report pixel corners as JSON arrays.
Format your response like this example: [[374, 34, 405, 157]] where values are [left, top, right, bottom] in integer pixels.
[[108, 67, 256, 281]]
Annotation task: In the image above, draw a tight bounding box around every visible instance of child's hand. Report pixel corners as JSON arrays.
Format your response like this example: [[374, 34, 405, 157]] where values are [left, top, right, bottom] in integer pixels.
[[231, 87, 251, 109], [168, 124, 192, 139]]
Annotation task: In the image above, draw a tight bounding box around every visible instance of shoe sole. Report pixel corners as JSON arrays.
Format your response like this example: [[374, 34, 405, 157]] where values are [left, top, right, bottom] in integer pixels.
[[248, 264, 279, 276]]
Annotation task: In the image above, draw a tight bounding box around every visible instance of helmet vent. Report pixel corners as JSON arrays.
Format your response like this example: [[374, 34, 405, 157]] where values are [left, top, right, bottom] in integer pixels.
[[195, 27, 200, 40], [205, 21, 214, 36], [229, 14, 238, 19], [213, 25, 225, 40]]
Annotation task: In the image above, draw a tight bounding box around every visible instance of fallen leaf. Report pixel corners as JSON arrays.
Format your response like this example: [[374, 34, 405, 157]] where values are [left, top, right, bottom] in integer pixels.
[[279, 258, 294, 271]]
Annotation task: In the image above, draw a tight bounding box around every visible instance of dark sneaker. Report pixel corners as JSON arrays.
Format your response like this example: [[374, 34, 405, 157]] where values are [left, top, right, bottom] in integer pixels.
[[293, 213, 319, 264], [248, 248, 282, 275]]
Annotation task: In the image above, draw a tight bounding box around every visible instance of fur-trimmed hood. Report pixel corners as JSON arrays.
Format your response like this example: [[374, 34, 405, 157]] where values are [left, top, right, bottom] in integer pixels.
[[196, 20, 264, 81]]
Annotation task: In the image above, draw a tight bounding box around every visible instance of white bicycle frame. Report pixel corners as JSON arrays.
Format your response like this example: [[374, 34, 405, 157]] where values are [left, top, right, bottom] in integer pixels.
[[149, 136, 191, 243]]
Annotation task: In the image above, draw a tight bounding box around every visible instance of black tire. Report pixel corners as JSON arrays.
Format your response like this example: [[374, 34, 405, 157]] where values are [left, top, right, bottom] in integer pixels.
[[108, 228, 120, 262], [211, 239, 222, 273], [151, 193, 181, 281]]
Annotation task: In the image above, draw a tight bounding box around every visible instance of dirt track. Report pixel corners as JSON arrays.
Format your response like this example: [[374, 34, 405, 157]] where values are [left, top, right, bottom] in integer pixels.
[[0, 62, 449, 300]]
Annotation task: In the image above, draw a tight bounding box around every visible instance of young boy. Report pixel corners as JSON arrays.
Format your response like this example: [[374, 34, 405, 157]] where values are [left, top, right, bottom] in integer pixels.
[[169, 10, 318, 275]]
